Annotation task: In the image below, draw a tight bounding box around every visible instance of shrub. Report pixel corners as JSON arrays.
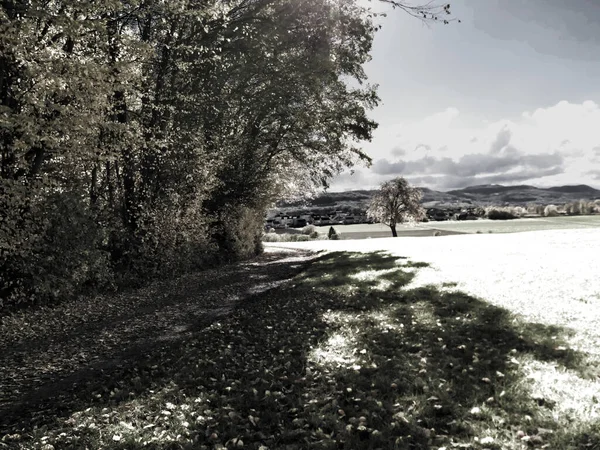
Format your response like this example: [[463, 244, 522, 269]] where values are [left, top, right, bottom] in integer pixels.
[[0, 184, 114, 310], [328, 226, 338, 240], [309, 231, 319, 239], [208, 206, 264, 263], [487, 209, 516, 220], [130, 199, 217, 279], [433, 230, 442, 237], [301, 224, 316, 235], [262, 233, 282, 242], [544, 205, 559, 217], [273, 234, 312, 242]]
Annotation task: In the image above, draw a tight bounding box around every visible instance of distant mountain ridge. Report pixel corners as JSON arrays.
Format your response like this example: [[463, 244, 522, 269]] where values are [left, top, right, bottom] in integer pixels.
[[277, 184, 600, 210]]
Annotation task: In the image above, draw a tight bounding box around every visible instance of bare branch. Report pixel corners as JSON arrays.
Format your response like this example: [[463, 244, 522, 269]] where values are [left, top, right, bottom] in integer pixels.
[[376, 1, 460, 25]]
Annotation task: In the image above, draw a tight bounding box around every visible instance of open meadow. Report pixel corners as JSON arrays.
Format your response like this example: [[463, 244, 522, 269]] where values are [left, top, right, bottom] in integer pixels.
[[264, 227, 600, 447], [315, 215, 600, 239], [3, 228, 599, 449]]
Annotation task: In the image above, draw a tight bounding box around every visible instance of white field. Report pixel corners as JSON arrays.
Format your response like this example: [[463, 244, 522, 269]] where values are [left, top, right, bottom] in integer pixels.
[[267, 228, 600, 350], [314, 215, 600, 235], [267, 227, 600, 422]]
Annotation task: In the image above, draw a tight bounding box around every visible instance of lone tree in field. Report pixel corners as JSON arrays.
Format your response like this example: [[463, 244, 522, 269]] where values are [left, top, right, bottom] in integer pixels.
[[367, 177, 425, 237]]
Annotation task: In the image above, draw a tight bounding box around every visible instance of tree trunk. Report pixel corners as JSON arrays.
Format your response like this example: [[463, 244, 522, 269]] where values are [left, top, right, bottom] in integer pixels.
[[90, 163, 98, 206], [390, 224, 397, 237]]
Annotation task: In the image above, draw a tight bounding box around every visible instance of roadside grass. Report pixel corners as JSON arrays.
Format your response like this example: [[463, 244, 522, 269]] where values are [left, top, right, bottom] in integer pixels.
[[1, 251, 599, 449]]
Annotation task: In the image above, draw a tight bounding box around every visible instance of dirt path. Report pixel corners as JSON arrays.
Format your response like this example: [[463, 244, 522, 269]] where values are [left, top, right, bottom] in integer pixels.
[[0, 248, 316, 431]]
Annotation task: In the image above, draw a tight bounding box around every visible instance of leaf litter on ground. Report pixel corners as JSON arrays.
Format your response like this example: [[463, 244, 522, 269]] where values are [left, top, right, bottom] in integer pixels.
[[1, 249, 599, 449]]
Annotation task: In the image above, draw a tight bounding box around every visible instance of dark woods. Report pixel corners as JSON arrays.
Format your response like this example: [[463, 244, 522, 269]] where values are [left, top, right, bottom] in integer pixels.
[[0, 0, 382, 311]]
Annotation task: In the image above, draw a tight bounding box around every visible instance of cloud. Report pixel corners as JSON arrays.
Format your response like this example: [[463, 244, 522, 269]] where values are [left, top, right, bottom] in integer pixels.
[[406, 166, 565, 190], [390, 147, 406, 157], [489, 126, 512, 153], [329, 101, 600, 191], [328, 170, 368, 191], [371, 159, 406, 175], [415, 144, 431, 152], [372, 150, 564, 179]]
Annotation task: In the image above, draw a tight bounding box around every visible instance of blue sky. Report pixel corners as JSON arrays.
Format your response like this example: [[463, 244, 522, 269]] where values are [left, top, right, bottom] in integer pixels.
[[330, 0, 600, 191]]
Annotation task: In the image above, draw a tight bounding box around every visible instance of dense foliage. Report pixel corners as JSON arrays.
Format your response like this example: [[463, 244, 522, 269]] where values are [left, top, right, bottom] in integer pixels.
[[486, 209, 517, 220], [367, 177, 425, 236], [0, 0, 459, 311], [0, 0, 386, 310]]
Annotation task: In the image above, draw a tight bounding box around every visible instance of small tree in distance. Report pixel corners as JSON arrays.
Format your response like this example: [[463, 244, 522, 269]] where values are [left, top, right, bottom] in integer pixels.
[[328, 226, 339, 240], [367, 177, 425, 237]]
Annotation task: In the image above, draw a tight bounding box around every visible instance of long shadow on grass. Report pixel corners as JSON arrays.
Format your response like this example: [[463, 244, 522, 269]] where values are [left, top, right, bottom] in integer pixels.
[[0, 251, 595, 449], [0, 252, 313, 434]]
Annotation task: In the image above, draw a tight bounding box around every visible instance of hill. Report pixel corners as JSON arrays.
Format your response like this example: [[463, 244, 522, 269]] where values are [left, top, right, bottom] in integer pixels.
[[276, 184, 600, 213], [446, 184, 600, 205]]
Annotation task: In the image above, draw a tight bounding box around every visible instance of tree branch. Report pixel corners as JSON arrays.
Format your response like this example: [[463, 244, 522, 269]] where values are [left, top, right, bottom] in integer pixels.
[[377, 0, 460, 25]]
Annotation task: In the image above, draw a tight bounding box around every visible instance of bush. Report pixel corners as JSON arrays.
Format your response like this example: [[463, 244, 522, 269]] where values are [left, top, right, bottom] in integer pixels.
[[544, 205, 559, 217], [130, 199, 217, 279], [0, 184, 114, 310], [208, 206, 264, 263], [433, 230, 442, 237], [301, 224, 316, 235], [276, 234, 311, 242], [328, 226, 338, 240], [262, 233, 282, 242], [487, 209, 516, 220], [309, 231, 319, 239]]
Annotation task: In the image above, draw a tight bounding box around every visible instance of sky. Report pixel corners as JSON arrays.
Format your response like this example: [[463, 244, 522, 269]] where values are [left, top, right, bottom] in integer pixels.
[[329, 0, 600, 192]]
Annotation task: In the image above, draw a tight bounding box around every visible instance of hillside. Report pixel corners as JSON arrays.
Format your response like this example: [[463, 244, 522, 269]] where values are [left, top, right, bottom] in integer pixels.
[[276, 184, 600, 212], [446, 184, 600, 205]]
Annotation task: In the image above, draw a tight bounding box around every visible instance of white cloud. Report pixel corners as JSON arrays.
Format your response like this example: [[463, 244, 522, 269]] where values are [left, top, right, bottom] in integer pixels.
[[332, 100, 600, 191]]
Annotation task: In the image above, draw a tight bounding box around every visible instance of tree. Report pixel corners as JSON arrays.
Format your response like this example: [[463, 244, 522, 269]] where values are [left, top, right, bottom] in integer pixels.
[[328, 226, 339, 240], [0, 0, 457, 309], [544, 205, 559, 217], [367, 177, 424, 237], [378, 1, 460, 24]]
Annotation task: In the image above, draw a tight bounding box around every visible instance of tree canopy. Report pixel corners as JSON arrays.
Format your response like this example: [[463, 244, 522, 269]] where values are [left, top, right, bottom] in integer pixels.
[[367, 177, 425, 237], [0, 0, 455, 310]]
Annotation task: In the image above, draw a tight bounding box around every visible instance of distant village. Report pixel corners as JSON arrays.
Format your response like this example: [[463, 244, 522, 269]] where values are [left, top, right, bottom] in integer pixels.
[[266, 206, 487, 229], [265, 184, 600, 229]]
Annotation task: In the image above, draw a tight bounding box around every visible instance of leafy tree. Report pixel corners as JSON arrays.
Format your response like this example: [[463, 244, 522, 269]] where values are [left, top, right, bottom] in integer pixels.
[[367, 177, 424, 237], [328, 226, 339, 240], [0, 0, 457, 310], [544, 205, 559, 217], [487, 209, 516, 220]]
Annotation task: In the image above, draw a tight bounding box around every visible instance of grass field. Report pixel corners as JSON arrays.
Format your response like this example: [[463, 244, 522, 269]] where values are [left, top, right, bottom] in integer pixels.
[[266, 228, 600, 448], [3, 229, 600, 449], [315, 215, 600, 239]]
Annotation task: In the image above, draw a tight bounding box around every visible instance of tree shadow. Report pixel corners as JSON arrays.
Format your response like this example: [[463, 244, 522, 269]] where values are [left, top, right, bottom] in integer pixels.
[[0, 251, 596, 449], [0, 252, 313, 428]]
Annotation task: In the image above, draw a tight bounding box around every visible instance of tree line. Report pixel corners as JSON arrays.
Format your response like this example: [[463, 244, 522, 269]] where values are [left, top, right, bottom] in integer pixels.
[[0, 0, 456, 311]]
